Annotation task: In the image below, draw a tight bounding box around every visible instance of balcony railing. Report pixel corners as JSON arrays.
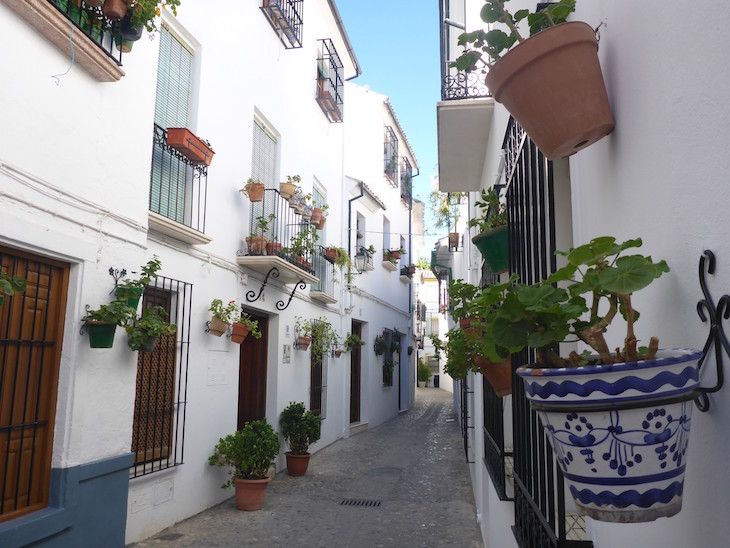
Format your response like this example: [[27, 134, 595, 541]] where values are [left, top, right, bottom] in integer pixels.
[[246, 188, 315, 275], [438, 0, 491, 101], [316, 39, 344, 123], [400, 157, 412, 206], [260, 0, 303, 49], [150, 124, 209, 235], [384, 126, 399, 185], [311, 246, 336, 302], [49, 0, 123, 65]]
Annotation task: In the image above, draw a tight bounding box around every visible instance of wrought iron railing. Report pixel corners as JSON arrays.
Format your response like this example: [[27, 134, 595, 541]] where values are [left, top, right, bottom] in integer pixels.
[[483, 376, 512, 500], [316, 39, 344, 123], [438, 0, 491, 101], [247, 189, 315, 275], [400, 157, 412, 206], [384, 126, 399, 185], [312, 246, 336, 299], [150, 124, 209, 234], [49, 0, 123, 65], [260, 0, 303, 49], [459, 377, 474, 463], [505, 118, 592, 547]]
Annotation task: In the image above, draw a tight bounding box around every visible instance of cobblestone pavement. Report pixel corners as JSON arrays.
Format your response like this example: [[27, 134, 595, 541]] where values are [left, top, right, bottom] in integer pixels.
[[131, 388, 483, 548]]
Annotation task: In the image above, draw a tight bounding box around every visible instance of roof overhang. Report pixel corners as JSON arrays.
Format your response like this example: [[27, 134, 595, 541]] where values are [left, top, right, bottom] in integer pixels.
[[437, 98, 495, 193]]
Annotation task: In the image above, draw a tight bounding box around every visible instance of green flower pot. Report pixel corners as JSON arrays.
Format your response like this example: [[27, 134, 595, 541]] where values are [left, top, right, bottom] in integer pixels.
[[472, 225, 509, 274], [85, 321, 117, 348]]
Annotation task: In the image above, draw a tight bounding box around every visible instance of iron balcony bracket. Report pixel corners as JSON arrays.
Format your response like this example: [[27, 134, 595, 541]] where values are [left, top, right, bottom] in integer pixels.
[[108, 267, 127, 293], [695, 249, 729, 412], [246, 266, 281, 304], [277, 280, 306, 311]]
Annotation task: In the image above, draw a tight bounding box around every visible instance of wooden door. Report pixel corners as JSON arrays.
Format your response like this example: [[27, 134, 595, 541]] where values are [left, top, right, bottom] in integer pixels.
[[238, 312, 268, 430], [349, 321, 362, 423]]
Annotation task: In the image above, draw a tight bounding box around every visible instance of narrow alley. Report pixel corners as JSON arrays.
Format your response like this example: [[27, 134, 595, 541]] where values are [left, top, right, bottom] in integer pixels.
[[131, 389, 482, 548]]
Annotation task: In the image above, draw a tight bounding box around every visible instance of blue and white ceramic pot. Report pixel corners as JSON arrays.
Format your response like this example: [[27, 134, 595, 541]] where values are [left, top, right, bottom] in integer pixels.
[[517, 348, 701, 523]]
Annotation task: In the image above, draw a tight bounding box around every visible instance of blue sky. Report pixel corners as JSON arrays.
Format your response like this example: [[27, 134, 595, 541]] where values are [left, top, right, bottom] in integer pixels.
[[337, 0, 441, 259]]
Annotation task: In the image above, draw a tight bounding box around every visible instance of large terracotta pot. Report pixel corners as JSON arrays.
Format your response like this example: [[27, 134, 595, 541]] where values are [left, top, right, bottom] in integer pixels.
[[285, 452, 312, 476], [279, 182, 296, 200], [102, 0, 129, 22], [234, 477, 271, 511], [475, 356, 512, 397], [486, 22, 614, 160], [244, 182, 265, 202], [517, 349, 701, 522], [231, 322, 252, 344]]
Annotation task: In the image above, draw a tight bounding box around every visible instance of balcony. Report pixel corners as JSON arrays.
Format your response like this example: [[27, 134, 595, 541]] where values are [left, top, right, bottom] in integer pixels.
[[310, 246, 337, 304], [316, 39, 344, 123], [148, 124, 211, 245], [260, 0, 303, 49], [400, 157, 412, 207], [236, 189, 318, 285]]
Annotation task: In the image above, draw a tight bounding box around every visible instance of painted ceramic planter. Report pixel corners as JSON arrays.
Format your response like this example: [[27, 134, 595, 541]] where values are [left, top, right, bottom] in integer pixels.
[[517, 348, 701, 523]]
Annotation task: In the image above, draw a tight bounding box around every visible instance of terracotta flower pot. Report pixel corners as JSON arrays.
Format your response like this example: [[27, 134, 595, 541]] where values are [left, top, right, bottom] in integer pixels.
[[324, 248, 339, 264], [231, 322, 252, 344], [310, 207, 323, 225], [166, 128, 215, 166], [279, 182, 296, 200], [209, 316, 229, 337], [334, 349, 343, 358], [315, 216, 327, 230], [246, 235, 268, 255], [244, 182, 265, 202], [296, 336, 311, 350], [285, 452, 312, 476], [475, 356, 512, 397], [102, 0, 129, 21], [459, 317, 482, 339], [234, 477, 271, 511], [485, 22, 614, 160], [389, 250, 401, 260], [266, 242, 282, 256]]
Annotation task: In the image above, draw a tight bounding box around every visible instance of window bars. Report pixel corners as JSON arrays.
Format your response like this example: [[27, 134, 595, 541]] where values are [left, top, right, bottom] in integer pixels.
[[150, 124, 209, 235], [310, 319, 327, 418], [384, 126, 399, 185], [316, 39, 344, 123], [130, 276, 192, 478], [400, 157, 413, 206], [312, 246, 336, 300], [260, 0, 303, 49]]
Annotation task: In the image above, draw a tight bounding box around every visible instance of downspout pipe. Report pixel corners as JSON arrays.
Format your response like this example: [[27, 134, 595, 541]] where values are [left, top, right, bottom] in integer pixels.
[[327, 0, 362, 79]]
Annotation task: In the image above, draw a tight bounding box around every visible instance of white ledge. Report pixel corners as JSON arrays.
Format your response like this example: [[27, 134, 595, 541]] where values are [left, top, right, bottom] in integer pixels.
[[236, 255, 319, 285], [382, 260, 398, 272], [4, 0, 125, 82], [310, 291, 337, 305], [148, 212, 212, 245]]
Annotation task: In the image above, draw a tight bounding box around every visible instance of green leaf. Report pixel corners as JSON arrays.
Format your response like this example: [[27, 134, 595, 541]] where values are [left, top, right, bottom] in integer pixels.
[[549, 5, 571, 21], [514, 9, 529, 22], [545, 264, 577, 284], [517, 285, 567, 309], [480, 4, 502, 24], [485, 29, 512, 54], [598, 255, 666, 294]]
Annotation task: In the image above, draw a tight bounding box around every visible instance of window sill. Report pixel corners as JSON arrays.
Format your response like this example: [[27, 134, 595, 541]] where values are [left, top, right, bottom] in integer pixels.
[[148, 212, 212, 245], [382, 260, 398, 272]]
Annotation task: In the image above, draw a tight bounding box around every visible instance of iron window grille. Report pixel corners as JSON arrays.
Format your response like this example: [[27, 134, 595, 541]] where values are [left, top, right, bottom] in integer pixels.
[[382, 329, 395, 386], [438, 0, 491, 101], [312, 246, 336, 300], [260, 0, 303, 49], [48, 0, 123, 66], [310, 319, 328, 418], [504, 118, 592, 547], [384, 126, 399, 185], [316, 39, 344, 123], [130, 276, 192, 478], [458, 378, 474, 463], [149, 124, 209, 235], [400, 157, 413, 206]]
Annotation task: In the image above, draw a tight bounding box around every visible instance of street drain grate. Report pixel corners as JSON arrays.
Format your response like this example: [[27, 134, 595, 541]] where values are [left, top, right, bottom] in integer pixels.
[[340, 498, 381, 508]]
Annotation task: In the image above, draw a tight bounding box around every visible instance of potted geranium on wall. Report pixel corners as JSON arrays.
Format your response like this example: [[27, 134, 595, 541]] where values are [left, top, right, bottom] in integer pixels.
[[279, 402, 322, 476], [231, 312, 262, 344], [208, 419, 280, 511], [481, 236, 701, 523], [208, 299, 237, 337], [82, 301, 135, 348], [469, 188, 508, 273], [125, 305, 176, 352], [452, 0, 614, 159]]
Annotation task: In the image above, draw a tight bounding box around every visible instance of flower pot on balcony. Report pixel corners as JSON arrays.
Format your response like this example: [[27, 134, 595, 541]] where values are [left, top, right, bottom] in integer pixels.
[[324, 247, 339, 264], [280, 182, 296, 200], [310, 208, 323, 225], [266, 242, 282, 256], [231, 322, 252, 344], [244, 181, 265, 202], [301, 205, 313, 222], [85, 321, 117, 348], [101, 0, 129, 21], [315, 216, 327, 230], [516, 348, 701, 523], [448, 232, 460, 248], [245, 236, 268, 256], [208, 316, 229, 337], [112, 13, 142, 52], [389, 250, 401, 261], [485, 22, 614, 160], [472, 225, 509, 274], [475, 356, 512, 397], [166, 128, 215, 166]]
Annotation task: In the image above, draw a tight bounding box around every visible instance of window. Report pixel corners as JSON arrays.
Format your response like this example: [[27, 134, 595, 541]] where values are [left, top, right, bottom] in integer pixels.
[[130, 277, 192, 477], [260, 0, 303, 49], [384, 126, 399, 185], [316, 39, 344, 123], [382, 329, 394, 387], [309, 321, 327, 418], [252, 119, 278, 189], [400, 157, 413, 206], [0, 247, 69, 523]]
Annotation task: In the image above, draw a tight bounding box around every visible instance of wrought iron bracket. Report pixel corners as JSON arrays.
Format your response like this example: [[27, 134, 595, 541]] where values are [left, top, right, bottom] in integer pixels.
[[108, 267, 127, 293], [277, 280, 306, 311], [695, 250, 729, 412], [246, 267, 280, 303]]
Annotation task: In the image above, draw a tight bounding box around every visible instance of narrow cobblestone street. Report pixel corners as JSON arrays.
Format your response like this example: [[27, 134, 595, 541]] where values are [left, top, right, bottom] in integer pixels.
[[131, 388, 483, 547]]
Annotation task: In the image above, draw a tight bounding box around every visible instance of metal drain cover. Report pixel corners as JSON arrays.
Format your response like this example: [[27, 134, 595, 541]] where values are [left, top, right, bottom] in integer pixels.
[[340, 498, 381, 507]]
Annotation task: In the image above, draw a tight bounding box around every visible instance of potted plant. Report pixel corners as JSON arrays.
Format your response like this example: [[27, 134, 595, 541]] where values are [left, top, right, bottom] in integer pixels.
[[280, 174, 300, 200], [208, 419, 280, 511], [417, 358, 430, 388], [294, 316, 313, 350], [114, 256, 162, 311], [452, 0, 614, 159], [82, 300, 135, 348], [246, 214, 273, 256], [391, 328, 402, 354], [343, 332, 364, 353], [290, 224, 318, 270], [314, 204, 329, 230], [208, 299, 237, 337], [125, 305, 176, 352], [279, 402, 322, 476], [231, 312, 262, 344], [389, 248, 403, 261], [429, 189, 463, 246], [240, 178, 265, 203], [374, 334, 388, 356], [101, 0, 129, 21], [295, 317, 339, 361], [0, 272, 26, 306], [166, 127, 215, 166], [266, 235, 282, 257], [481, 236, 701, 522], [469, 188, 508, 273]]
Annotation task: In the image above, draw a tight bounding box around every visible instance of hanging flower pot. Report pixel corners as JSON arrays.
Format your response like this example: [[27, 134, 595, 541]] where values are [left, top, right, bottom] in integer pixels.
[[102, 0, 129, 21], [472, 225, 509, 274], [448, 232, 460, 248], [334, 349, 343, 358], [517, 349, 701, 523], [475, 355, 512, 397], [243, 181, 265, 202], [85, 321, 117, 348], [485, 22, 614, 160], [315, 216, 327, 230], [296, 336, 312, 350], [166, 128, 215, 166], [301, 204, 314, 222], [139, 336, 158, 353], [324, 247, 339, 264], [458, 317, 482, 338], [209, 316, 229, 337], [280, 182, 297, 200], [231, 322, 252, 344]]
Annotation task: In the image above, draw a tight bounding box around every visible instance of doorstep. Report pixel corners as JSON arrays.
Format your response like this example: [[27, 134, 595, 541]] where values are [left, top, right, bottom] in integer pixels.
[[349, 421, 369, 436]]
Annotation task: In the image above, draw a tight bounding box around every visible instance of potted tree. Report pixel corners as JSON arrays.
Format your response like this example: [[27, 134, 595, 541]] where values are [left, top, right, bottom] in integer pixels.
[[231, 311, 262, 344], [125, 305, 176, 352], [279, 402, 322, 476], [114, 256, 162, 311], [451, 0, 614, 159], [469, 187, 508, 273], [417, 359, 430, 388], [208, 419, 280, 511], [208, 299, 237, 337], [82, 300, 135, 348], [481, 236, 701, 522], [0, 272, 26, 306], [240, 178, 266, 203]]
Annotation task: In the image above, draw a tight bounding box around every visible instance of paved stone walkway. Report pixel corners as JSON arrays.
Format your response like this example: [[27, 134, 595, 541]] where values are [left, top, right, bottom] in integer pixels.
[[131, 388, 483, 548]]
